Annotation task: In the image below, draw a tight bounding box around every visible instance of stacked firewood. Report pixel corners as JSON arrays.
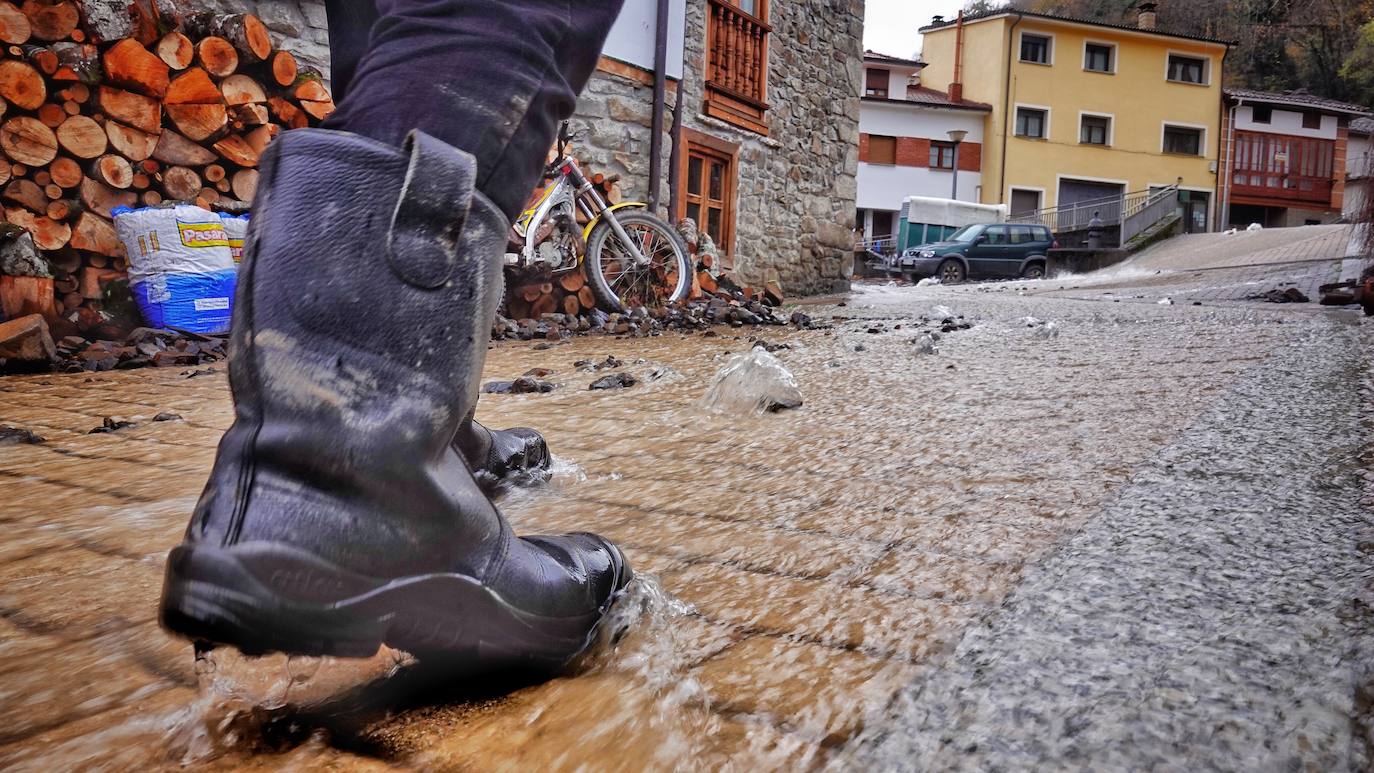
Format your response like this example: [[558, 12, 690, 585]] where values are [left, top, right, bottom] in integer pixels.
[[0, 0, 332, 330]]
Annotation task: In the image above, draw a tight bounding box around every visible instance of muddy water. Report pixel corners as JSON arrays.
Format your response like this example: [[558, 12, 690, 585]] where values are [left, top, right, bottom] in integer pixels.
[[1, 285, 1369, 770]]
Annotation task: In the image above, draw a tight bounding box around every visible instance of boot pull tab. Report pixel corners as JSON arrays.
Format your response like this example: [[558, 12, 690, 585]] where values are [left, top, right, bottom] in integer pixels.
[[386, 130, 477, 289]]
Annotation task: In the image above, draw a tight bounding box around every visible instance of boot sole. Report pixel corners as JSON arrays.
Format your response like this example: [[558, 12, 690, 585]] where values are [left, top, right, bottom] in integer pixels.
[[159, 542, 619, 669]]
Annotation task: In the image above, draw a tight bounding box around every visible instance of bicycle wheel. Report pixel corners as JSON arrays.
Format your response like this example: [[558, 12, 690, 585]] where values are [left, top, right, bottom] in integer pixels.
[[585, 211, 692, 313]]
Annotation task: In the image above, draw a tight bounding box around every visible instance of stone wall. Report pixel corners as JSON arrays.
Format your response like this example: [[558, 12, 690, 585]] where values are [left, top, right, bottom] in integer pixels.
[[222, 0, 864, 295], [569, 0, 864, 295]]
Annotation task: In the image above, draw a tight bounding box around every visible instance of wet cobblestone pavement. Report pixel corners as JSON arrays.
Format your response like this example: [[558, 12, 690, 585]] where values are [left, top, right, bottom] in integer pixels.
[[1, 254, 1371, 770]]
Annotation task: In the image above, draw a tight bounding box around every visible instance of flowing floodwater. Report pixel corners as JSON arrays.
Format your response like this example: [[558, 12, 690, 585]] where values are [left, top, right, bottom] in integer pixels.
[[0, 283, 1371, 770]]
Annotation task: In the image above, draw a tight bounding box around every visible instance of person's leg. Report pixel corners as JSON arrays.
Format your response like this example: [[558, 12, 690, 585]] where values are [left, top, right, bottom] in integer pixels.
[[159, 0, 631, 669], [321, 0, 379, 103], [323, 0, 626, 489], [321, 0, 622, 220]]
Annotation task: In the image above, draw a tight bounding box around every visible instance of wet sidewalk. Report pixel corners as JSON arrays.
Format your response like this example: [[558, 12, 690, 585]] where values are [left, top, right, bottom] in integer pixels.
[[1, 278, 1371, 770]]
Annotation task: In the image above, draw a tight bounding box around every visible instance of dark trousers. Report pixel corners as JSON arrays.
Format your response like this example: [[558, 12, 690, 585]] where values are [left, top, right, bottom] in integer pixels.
[[320, 0, 625, 220]]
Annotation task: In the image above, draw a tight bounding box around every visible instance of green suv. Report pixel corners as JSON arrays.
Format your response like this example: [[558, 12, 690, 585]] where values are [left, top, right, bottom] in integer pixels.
[[887, 223, 1056, 283]]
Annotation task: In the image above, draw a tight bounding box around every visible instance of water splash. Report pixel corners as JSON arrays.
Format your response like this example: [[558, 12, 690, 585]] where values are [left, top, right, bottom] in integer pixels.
[[699, 348, 803, 414]]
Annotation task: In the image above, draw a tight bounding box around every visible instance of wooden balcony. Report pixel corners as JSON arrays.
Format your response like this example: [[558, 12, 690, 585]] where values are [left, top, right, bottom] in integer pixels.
[[1229, 131, 1338, 208], [705, 0, 770, 135]]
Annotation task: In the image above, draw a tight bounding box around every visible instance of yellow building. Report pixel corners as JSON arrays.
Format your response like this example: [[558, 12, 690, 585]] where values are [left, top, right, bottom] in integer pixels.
[[919, 4, 1231, 233]]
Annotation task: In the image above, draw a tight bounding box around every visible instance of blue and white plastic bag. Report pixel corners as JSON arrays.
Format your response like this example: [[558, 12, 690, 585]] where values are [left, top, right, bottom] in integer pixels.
[[218, 212, 250, 263], [113, 204, 238, 334]]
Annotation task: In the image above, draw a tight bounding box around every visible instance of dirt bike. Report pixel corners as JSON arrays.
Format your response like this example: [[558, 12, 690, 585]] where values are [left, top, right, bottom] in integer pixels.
[[504, 122, 691, 313]]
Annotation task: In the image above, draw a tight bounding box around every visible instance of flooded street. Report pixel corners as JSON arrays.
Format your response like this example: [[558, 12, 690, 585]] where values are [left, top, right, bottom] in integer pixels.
[[1, 268, 1372, 770]]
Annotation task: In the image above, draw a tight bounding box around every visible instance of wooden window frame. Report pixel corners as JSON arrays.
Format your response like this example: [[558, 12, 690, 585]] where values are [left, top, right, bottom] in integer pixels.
[[704, 0, 771, 135], [868, 134, 897, 165], [929, 141, 956, 169], [676, 128, 740, 257], [864, 67, 889, 99]]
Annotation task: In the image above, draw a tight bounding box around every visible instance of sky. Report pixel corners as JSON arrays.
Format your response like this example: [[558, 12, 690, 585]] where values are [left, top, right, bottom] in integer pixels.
[[863, 0, 969, 60]]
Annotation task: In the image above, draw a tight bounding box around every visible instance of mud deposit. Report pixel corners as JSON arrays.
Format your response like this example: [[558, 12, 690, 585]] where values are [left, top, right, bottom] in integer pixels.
[[1, 284, 1370, 770]]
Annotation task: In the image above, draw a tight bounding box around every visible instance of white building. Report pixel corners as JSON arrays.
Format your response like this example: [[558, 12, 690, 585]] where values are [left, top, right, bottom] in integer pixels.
[[856, 52, 990, 251]]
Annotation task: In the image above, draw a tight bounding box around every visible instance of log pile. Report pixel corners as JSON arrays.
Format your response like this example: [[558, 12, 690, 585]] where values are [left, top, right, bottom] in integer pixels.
[[0, 1, 333, 340]]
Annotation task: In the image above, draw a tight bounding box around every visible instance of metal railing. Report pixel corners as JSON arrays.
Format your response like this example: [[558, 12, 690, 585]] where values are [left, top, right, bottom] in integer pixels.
[[1008, 185, 1180, 247], [1121, 185, 1180, 245], [853, 235, 898, 256]]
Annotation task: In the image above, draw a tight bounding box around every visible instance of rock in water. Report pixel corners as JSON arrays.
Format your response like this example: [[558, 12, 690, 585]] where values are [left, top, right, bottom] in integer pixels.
[[700, 348, 802, 414], [589, 372, 637, 390], [0, 426, 45, 446]]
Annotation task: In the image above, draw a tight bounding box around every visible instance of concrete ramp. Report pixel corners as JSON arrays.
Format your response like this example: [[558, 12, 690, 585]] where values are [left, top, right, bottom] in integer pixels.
[[997, 223, 1370, 305], [1128, 224, 1356, 272]]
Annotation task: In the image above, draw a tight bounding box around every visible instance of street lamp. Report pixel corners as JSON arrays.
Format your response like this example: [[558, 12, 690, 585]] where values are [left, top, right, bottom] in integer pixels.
[[947, 129, 968, 200]]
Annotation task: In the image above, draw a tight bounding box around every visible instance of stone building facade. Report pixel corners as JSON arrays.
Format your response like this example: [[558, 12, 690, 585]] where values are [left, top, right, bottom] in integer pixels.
[[570, 0, 863, 294], [226, 0, 864, 295]]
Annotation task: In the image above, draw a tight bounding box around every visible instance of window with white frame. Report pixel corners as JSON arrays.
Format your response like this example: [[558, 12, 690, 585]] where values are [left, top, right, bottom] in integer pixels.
[[1080, 115, 1111, 145], [1020, 34, 1051, 64], [1167, 54, 1206, 84], [1163, 125, 1203, 155], [1016, 107, 1047, 139], [1084, 43, 1113, 73]]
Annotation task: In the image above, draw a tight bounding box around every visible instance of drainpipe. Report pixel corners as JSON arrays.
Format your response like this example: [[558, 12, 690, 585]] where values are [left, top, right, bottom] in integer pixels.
[[1215, 46, 1232, 231], [999, 12, 1024, 207], [647, 0, 670, 215], [668, 76, 684, 223], [949, 11, 965, 103]]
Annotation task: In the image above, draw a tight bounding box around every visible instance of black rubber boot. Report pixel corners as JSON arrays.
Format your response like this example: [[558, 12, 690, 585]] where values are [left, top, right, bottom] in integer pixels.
[[454, 417, 551, 492], [158, 128, 630, 670]]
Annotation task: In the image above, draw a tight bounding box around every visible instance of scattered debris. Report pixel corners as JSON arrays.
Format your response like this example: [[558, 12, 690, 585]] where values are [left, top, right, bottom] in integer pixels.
[[88, 417, 136, 434], [182, 368, 219, 379], [523, 367, 555, 378], [1318, 267, 1374, 315], [1251, 287, 1310, 304], [483, 377, 555, 394], [751, 340, 791, 353], [152, 413, 183, 422], [1157, 298, 1173, 305], [574, 355, 626, 372], [700, 348, 802, 414], [0, 426, 45, 446], [590, 372, 637, 390], [913, 333, 938, 355]]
